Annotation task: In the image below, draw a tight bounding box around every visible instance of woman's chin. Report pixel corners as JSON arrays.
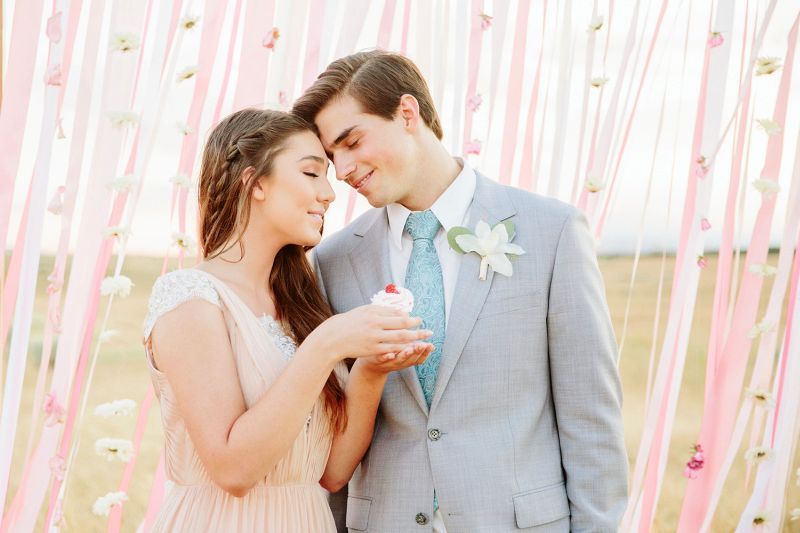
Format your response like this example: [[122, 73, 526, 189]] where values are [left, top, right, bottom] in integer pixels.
[[296, 231, 322, 248]]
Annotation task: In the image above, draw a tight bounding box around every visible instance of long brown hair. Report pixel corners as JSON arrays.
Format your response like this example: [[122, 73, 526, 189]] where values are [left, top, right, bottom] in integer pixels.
[[198, 108, 347, 432]]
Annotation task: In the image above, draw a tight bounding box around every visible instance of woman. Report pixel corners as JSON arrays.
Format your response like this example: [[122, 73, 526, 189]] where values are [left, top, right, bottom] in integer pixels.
[[143, 108, 433, 532]]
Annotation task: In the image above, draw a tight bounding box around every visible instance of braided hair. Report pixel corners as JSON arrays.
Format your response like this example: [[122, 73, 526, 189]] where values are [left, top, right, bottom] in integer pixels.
[[197, 108, 347, 433]]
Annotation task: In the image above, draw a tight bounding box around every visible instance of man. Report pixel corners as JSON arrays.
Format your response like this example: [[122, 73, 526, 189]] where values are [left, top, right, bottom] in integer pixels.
[[294, 50, 628, 532]]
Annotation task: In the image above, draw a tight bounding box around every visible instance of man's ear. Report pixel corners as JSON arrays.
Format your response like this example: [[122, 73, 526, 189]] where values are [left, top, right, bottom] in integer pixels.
[[397, 94, 421, 132], [242, 166, 267, 200]]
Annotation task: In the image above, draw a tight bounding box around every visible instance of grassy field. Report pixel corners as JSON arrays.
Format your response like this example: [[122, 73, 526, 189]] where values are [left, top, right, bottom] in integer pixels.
[[3, 252, 799, 532]]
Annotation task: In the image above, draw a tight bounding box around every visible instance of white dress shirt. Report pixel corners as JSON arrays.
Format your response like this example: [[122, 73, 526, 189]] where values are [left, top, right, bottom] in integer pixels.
[[385, 159, 475, 533], [385, 159, 477, 325]]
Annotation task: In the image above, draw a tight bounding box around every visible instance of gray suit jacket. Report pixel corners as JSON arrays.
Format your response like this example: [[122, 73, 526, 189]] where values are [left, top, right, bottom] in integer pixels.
[[312, 174, 628, 532]]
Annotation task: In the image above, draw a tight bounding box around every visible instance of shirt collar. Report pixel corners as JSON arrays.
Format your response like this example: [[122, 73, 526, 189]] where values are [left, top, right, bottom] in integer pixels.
[[386, 158, 477, 250]]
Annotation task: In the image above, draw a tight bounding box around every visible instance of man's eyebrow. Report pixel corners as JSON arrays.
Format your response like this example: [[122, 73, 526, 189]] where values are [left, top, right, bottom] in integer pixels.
[[332, 126, 357, 147], [298, 155, 327, 164]]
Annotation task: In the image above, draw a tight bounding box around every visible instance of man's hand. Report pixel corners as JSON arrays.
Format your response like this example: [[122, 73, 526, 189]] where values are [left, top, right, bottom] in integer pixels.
[[354, 342, 435, 379]]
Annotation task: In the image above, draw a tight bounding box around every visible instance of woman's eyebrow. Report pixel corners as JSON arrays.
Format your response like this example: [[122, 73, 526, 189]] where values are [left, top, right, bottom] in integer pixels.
[[297, 155, 327, 164]]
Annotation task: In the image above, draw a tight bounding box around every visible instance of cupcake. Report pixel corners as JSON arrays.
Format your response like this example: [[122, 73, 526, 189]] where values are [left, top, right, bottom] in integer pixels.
[[370, 283, 414, 313]]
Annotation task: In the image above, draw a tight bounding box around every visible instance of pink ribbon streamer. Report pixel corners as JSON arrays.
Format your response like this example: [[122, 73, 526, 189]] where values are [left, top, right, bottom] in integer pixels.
[[212, 0, 243, 124], [174, 0, 227, 233], [678, 8, 795, 529], [302, 0, 326, 91], [106, 386, 156, 532], [460, 0, 485, 156], [0, 0, 45, 268], [496, 0, 531, 185], [231, 0, 275, 110], [377, 0, 398, 49], [592, 0, 669, 237], [578, 1, 640, 213]]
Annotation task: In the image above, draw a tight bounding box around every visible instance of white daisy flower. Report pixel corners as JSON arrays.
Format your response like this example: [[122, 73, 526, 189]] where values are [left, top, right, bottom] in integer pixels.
[[94, 399, 137, 418], [590, 77, 609, 88], [98, 329, 119, 344], [100, 275, 134, 298], [791, 507, 800, 520], [103, 226, 131, 239], [94, 438, 134, 462], [92, 491, 128, 516], [756, 118, 782, 136], [172, 232, 196, 250], [748, 263, 778, 277], [106, 111, 139, 129], [744, 446, 773, 465], [745, 388, 776, 408], [110, 33, 140, 53], [587, 15, 604, 32], [176, 65, 199, 82], [751, 510, 769, 527], [180, 15, 200, 30], [169, 174, 193, 189], [106, 175, 137, 192], [752, 179, 781, 197], [176, 121, 194, 135], [748, 319, 775, 339], [755, 56, 781, 76], [585, 175, 604, 192]]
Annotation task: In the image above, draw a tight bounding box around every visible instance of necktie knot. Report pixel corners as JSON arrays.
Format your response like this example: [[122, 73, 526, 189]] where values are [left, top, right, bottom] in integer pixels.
[[404, 210, 440, 241]]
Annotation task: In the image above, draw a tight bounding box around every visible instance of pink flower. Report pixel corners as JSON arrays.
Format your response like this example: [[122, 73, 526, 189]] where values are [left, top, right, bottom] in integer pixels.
[[708, 32, 724, 48], [464, 139, 482, 155], [46, 12, 62, 43], [467, 94, 483, 112], [262, 27, 280, 50], [52, 499, 64, 526], [697, 256, 707, 269], [695, 155, 709, 178], [47, 186, 66, 215], [43, 392, 65, 426], [47, 271, 62, 295], [479, 13, 493, 30], [700, 218, 711, 231], [45, 64, 62, 86], [683, 444, 705, 478], [49, 307, 63, 333], [49, 454, 66, 481]]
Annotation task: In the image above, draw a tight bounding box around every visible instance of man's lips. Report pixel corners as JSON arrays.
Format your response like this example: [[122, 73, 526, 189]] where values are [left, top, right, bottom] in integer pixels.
[[351, 170, 373, 191]]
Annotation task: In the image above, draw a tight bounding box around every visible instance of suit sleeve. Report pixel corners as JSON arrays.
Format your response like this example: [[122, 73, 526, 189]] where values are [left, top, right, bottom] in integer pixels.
[[309, 249, 330, 306], [546, 209, 628, 532], [309, 248, 349, 532]]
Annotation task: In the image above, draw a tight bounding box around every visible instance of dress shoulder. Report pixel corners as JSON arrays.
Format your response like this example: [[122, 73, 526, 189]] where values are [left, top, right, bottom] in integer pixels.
[[143, 269, 221, 340]]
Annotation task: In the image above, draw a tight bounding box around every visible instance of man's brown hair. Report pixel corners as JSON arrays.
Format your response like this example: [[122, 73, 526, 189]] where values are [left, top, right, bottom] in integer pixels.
[[292, 50, 443, 140]]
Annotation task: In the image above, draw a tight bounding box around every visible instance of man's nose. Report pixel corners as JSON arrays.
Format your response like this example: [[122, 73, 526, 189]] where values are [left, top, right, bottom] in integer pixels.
[[333, 153, 356, 181]]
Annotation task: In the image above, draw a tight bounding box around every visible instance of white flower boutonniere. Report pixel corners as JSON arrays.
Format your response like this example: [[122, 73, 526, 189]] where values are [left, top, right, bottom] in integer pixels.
[[447, 220, 525, 281]]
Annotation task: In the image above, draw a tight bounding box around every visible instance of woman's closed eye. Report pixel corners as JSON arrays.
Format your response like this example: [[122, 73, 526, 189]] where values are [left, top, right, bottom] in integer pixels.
[[303, 171, 319, 178]]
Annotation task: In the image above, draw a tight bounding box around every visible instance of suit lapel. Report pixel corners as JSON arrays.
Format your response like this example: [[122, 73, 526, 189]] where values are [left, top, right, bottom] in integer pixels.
[[347, 209, 430, 415], [429, 175, 517, 413]]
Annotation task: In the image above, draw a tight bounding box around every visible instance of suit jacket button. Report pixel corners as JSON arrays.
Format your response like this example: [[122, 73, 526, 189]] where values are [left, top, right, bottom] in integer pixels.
[[427, 428, 441, 441], [415, 512, 429, 525]]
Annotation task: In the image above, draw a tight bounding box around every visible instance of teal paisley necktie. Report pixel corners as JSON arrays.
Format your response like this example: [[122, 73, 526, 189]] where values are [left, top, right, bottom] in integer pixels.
[[403, 210, 446, 407]]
